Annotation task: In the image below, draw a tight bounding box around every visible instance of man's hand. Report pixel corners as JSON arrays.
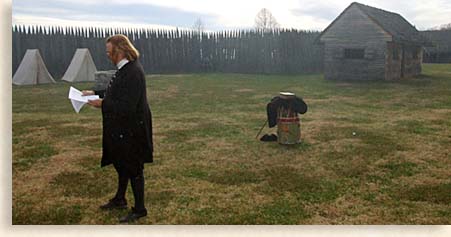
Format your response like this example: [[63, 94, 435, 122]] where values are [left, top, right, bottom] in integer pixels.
[[88, 99, 103, 108], [82, 90, 95, 96]]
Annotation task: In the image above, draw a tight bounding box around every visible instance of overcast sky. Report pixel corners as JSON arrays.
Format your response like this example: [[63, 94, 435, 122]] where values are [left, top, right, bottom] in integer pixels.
[[12, 0, 451, 31]]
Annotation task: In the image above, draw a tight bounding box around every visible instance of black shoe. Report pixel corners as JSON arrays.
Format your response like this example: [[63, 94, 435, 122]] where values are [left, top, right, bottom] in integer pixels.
[[260, 133, 278, 142], [99, 198, 128, 210], [119, 207, 147, 223]]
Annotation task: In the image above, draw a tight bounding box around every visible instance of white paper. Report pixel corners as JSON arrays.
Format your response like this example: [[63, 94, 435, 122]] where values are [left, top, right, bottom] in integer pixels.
[[70, 99, 85, 113], [68, 86, 99, 113]]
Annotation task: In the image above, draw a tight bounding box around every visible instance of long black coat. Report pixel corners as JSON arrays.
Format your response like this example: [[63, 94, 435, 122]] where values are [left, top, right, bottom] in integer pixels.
[[266, 96, 307, 128], [95, 60, 153, 174]]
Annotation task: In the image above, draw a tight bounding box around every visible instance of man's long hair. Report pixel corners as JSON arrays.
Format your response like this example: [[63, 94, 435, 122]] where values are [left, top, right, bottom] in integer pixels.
[[106, 34, 140, 61]]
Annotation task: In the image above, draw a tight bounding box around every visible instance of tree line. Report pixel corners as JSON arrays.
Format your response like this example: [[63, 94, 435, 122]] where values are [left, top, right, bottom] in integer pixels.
[[12, 25, 323, 78]]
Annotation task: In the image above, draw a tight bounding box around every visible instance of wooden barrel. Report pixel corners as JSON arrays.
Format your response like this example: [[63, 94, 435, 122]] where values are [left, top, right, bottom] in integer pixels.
[[277, 107, 301, 145]]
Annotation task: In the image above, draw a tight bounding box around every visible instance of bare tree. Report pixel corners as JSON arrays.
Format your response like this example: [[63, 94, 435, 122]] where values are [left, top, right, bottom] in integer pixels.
[[440, 23, 451, 30], [254, 8, 280, 31], [193, 17, 205, 34], [428, 23, 451, 30]]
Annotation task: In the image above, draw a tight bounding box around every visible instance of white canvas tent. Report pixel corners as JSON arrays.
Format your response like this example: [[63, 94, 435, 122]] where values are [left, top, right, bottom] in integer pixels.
[[12, 49, 55, 85], [62, 48, 97, 82]]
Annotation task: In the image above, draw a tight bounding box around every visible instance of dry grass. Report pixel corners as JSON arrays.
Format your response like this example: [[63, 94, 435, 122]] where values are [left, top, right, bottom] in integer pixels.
[[12, 64, 451, 224]]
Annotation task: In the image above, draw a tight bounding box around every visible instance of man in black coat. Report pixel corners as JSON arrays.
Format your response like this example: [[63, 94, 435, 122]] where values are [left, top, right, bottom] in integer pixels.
[[83, 34, 153, 223]]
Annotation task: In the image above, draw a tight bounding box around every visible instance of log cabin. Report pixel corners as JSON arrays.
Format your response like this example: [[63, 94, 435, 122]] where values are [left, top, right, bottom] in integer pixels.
[[317, 2, 430, 80]]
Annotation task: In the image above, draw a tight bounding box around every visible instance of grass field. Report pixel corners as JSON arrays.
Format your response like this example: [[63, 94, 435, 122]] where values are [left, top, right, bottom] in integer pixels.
[[12, 64, 451, 224]]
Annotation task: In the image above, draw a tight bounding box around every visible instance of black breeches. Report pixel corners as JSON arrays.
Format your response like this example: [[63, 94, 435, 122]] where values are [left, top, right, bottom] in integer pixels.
[[113, 163, 146, 211]]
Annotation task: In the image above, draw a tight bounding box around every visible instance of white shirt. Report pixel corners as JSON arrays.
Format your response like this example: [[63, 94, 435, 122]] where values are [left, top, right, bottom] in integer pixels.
[[116, 58, 129, 70]]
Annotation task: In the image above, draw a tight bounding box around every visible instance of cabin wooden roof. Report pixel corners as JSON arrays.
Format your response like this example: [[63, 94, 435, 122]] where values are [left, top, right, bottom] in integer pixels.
[[318, 2, 430, 45]]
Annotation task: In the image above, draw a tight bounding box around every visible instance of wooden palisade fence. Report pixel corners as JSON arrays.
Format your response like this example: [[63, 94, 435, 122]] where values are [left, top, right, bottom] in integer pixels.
[[12, 25, 323, 78]]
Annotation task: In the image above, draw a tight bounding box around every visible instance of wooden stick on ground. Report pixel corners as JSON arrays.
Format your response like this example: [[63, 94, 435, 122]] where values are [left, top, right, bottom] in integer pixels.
[[255, 119, 268, 139]]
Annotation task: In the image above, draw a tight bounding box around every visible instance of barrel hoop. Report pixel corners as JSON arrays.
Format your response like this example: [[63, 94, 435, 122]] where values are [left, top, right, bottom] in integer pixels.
[[277, 117, 300, 123]]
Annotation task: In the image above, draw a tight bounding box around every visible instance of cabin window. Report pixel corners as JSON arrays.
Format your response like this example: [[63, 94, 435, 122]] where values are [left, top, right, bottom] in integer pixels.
[[344, 48, 365, 59]]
